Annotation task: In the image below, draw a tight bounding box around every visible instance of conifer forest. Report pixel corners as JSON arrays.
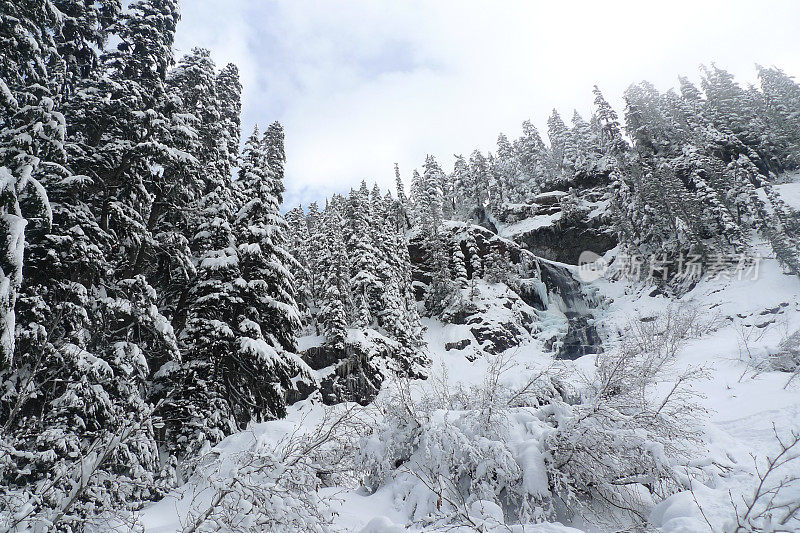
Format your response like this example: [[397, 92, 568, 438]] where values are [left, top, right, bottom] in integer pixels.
[[2, 2, 800, 532]]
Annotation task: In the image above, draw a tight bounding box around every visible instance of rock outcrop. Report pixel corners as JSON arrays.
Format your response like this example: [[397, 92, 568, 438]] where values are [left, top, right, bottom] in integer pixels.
[[300, 329, 428, 405]]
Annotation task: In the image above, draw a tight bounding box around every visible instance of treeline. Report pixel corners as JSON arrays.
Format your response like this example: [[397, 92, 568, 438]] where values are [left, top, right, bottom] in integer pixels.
[[391, 64, 800, 285], [0, 1, 319, 526]]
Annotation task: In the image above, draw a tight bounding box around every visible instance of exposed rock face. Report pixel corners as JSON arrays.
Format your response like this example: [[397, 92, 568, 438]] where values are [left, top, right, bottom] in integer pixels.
[[450, 284, 539, 355], [445, 339, 471, 351], [498, 187, 617, 264], [558, 313, 604, 359], [514, 223, 616, 265], [408, 221, 604, 360], [301, 330, 427, 405]]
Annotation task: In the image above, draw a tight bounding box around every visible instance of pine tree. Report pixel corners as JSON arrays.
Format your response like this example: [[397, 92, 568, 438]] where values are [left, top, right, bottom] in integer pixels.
[[757, 65, 800, 169], [319, 204, 349, 345], [547, 110, 573, 180], [305, 201, 325, 320], [593, 85, 627, 158], [236, 126, 301, 352], [571, 110, 601, 176], [65, 0, 182, 275], [452, 241, 468, 288], [216, 63, 243, 176], [285, 206, 314, 329], [0, 1, 65, 366], [468, 150, 490, 211], [347, 182, 380, 327], [53, 0, 121, 94], [158, 181, 241, 464], [452, 155, 471, 217], [495, 133, 519, 202], [394, 163, 410, 229], [160, 126, 310, 465], [263, 121, 287, 203], [515, 120, 550, 193]]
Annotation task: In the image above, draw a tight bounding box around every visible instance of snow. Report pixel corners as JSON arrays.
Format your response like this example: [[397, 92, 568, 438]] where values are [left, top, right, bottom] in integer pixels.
[[500, 212, 561, 238], [297, 333, 325, 351], [533, 191, 568, 201], [775, 180, 800, 210], [138, 184, 800, 533]]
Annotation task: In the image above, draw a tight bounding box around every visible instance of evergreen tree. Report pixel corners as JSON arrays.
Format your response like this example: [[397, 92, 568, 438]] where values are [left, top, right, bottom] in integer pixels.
[[515, 120, 550, 193], [53, 0, 121, 94], [0, 0, 65, 365], [452, 241, 468, 288], [452, 154, 472, 217], [547, 110, 573, 180], [285, 206, 314, 328], [235, 126, 301, 352], [319, 204, 349, 345], [394, 163, 410, 229], [468, 150, 490, 211], [347, 182, 380, 327], [216, 63, 243, 176]]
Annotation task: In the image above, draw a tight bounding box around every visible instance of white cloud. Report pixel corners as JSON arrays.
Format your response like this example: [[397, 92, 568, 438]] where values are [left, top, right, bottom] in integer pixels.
[[174, 0, 800, 208]]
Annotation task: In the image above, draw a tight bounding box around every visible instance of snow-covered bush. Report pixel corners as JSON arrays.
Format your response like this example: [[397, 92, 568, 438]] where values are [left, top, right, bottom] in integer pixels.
[[723, 426, 800, 533], [760, 329, 800, 378], [177, 402, 370, 533], [358, 359, 565, 530], [357, 305, 712, 530], [546, 304, 711, 528]]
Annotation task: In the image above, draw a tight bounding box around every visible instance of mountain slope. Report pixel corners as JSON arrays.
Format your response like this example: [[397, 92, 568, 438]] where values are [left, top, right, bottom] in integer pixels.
[[139, 176, 800, 532]]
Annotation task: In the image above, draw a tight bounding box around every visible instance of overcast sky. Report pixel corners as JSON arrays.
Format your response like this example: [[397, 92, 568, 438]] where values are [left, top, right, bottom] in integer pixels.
[[172, 0, 800, 209]]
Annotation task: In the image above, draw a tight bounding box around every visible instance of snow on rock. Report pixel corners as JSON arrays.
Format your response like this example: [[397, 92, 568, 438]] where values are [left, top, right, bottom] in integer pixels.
[[500, 212, 562, 238], [300, 327, 428, 405]]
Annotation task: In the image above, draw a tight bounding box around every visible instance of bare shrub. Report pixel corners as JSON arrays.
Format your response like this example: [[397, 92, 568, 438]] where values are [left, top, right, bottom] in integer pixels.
[[179, 402, 372, 533], [736, 316, 800, 387], [358, 355, 566, 530], [726, 426, 800, 533], [358, 305, 710, 531], [545, 303, 711, 529]]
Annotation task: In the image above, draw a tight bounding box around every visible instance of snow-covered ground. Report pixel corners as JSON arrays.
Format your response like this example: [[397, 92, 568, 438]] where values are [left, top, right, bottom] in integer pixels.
[[140, 182, 800, 532]]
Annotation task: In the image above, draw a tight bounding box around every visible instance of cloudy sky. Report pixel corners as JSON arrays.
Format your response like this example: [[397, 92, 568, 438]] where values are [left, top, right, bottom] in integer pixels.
[[172, 0, 800, 208]]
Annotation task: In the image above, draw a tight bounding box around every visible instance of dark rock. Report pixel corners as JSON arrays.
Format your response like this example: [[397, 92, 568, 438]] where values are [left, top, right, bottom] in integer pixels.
[[558, 313, 603, 360], [513, 223, 617, 265], [301, 333, 428, 406], [471, 322, 525, 354], [445, 339, 472, 351], [303, 345, 344, 370]]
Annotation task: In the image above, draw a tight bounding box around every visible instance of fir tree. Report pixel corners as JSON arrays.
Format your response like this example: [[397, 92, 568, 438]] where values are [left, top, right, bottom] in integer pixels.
[[235, 126, 301, 352], [452, 241, 468, 288], [347, 182, 380, 327], [319, 204, 349, 346], [0, 0, 65, 365]]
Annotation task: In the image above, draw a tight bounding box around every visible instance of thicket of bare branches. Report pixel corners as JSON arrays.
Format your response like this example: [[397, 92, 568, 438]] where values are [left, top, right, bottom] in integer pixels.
[[178, 403, 372, 533], [355, 305, 715, 530], [357, 355, 566, 530], [725, 426, 800, 533], [545, 304, 714, 528]]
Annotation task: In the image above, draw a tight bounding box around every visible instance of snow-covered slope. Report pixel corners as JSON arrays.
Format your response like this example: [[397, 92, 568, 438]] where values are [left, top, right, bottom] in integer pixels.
[[139, 183, 800, 533]]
